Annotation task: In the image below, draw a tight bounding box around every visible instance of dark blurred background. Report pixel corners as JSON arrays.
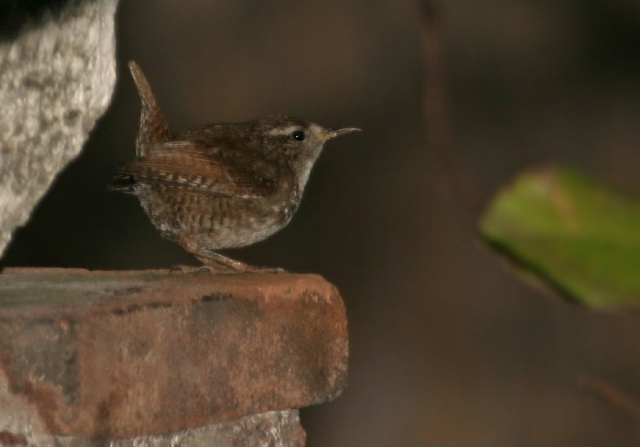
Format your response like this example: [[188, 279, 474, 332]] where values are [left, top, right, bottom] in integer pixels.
[[5, 0, 640, 445]]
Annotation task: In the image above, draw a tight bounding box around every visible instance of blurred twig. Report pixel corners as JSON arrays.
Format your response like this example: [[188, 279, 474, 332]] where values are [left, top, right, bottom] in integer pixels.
[[421, 1, 450, 152], [580, 373, 640, 438], [421, 1, 479, 219]]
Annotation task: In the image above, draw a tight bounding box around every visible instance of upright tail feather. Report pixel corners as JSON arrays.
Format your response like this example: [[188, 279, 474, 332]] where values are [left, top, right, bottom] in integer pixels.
[[128, 61, 172, 158]]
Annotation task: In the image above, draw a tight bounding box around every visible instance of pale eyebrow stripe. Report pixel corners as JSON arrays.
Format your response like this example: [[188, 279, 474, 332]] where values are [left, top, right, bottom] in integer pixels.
[[266, 125, 301, 136]]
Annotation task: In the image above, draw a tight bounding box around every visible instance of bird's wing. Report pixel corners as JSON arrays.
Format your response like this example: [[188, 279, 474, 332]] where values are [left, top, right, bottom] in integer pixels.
[[115, 141, 279, 198]]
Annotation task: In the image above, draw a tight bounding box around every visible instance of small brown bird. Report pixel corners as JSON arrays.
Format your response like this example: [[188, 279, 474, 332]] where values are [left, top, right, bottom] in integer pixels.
[[110, 61, 359, 272]]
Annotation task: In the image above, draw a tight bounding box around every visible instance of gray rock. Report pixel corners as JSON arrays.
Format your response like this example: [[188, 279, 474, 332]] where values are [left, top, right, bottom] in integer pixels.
[[0, 409, 305, 447], [0, 0, 118, 256]]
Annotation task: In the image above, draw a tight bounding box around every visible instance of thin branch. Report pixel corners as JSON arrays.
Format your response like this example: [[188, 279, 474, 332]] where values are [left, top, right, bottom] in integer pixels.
[[421, 1, 450, 152], [580, 373, 640, 428], [421, 1, 479, 218]]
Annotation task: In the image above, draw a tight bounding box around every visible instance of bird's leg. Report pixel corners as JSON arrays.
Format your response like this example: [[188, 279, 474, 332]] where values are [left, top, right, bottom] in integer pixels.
[[195, 252, 286, 274], [179, 235, 285, 273]]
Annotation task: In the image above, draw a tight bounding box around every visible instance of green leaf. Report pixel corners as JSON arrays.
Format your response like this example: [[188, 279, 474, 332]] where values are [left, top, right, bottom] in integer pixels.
[[479, 166, 640, 309]]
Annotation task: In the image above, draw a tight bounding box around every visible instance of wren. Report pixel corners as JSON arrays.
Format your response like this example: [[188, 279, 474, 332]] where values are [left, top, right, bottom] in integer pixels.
[[110, 61, 360, 272]]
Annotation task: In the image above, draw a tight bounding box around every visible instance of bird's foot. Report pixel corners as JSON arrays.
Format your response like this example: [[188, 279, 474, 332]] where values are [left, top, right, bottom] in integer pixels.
[[196, 252, 286, 274], [168, 264, 200, 274], [196, 252, 287, 274], [168, 263, 239, 275]]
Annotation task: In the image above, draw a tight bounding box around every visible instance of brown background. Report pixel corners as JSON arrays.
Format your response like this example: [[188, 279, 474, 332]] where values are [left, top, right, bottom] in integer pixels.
[[5, 0, 640, 445]]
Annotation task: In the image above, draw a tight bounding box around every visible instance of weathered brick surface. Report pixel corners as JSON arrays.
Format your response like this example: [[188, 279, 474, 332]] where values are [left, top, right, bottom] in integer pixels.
[[0, 269, 347, 439]]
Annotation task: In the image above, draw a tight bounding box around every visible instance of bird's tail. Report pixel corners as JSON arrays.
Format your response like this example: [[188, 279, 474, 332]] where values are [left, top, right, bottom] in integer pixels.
[[128, 60, 172, 158]]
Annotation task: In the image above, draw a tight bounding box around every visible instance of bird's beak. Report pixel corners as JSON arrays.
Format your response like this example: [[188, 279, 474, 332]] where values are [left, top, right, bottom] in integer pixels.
[[318, 127, 361, 141]]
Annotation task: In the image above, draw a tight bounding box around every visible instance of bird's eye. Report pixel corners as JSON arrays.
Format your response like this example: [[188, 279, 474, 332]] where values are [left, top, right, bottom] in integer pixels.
[[292, 130, 305, 141]]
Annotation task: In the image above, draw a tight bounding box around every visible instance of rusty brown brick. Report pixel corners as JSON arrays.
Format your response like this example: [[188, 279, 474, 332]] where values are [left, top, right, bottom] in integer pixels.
[[0, 269, 348, 439]]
